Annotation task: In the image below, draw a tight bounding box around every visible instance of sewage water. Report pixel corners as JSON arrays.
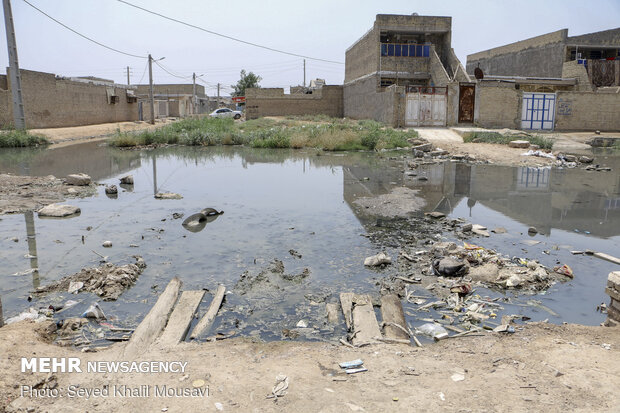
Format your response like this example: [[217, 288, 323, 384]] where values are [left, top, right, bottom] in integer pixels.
[[1, 142, 619, 342]]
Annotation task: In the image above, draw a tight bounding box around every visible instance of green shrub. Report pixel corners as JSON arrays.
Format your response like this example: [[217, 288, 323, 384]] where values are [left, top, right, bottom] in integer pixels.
[[0, 130, 49, 147]]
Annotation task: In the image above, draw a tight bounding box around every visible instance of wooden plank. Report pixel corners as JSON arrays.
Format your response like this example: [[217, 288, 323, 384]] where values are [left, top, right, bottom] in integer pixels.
[[326, 303, 340, 324], [351, 294, 381, 346], [157, 290, 205, 346], [189, 285, 226, 340], [380, 294, 409, 340], [123, 277, 182, 359], [594, 252, 620, 266], [340, 293, 354, 330]]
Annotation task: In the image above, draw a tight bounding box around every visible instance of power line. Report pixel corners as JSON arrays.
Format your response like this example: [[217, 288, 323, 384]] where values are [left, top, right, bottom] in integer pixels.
[[22, 0, 147, 59], [153, 60, 192, 80], [137, 59, 149, 84], [116, 0, 344, 65]]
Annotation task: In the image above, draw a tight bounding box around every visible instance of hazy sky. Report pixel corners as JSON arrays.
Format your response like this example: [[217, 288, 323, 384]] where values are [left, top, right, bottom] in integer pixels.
[[2, 0, 619, 96]]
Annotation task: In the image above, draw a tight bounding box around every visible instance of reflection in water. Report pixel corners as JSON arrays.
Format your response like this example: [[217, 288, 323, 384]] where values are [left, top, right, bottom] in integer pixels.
[[1, 143, 619, 333], [24, 211, 40, 289]]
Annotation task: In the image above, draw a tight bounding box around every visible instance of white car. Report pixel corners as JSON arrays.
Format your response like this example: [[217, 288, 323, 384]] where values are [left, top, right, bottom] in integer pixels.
[[209, 108, 242, 119]]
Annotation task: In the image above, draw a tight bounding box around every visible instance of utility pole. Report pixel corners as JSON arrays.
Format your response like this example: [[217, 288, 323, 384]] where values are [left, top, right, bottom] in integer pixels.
[[303, 59, 306, 87], [126, 66, 131, 85], [217, 83, 220, 100], [148, 54, 155, 124], [3, 0, 25, 129], [192, 72, 196, 114]]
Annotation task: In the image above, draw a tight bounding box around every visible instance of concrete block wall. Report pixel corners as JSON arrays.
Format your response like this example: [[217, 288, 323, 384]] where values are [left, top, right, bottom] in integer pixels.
[[475, 82, 521, 129], [430, 47, 451, 87], [447, 49, 471, 83], [1, 69, 139, 128], [555, 91, 620, 131], [379, 56, 429, 75], [561, 61, 594, 92], [345, 27, 378, 82], [245, 86, 343, 120], [343, 74, 399, 126], [466, 29, 568, 78], [567, 28, 620, 46]]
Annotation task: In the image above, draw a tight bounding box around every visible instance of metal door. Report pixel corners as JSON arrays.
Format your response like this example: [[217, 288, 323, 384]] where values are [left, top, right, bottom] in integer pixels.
[[405, 87, 446, 127], [458, 84, 475, 123], [521, 93, 555, 130]]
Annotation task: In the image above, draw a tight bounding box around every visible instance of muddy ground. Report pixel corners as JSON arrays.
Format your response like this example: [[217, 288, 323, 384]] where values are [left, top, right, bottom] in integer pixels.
[[0, 174, 95, 215], [0, 320, 618, 412]]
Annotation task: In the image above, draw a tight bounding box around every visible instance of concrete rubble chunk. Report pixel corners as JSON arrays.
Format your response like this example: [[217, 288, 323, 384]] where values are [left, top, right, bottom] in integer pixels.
[[65, 173, 91, 186], [508, 140, 530, 149], [119, 175, 134, 185], [364, 252, 392, 266], [38, 203, 81, 218], [155, 192, 183, 200], [472, 224, 490, 237]]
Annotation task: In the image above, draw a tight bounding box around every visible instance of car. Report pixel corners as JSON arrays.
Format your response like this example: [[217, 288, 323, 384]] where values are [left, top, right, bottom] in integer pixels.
[[209, 108, 242, 119]]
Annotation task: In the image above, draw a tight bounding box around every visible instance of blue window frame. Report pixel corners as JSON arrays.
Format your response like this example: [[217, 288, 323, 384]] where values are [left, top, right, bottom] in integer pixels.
[[381, 44, 387, 56], [423, 45, 430, 57], [416, 45, 423, 57], [402, 45, 408, 57], [394, 44, 401, 56], [387, 44, 394, 56], [409, 45, 416, 57]]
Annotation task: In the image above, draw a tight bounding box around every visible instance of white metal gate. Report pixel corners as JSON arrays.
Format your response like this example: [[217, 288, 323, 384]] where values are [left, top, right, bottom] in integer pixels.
[[521, 93, 556, 130], [405, 87, 447, 127]]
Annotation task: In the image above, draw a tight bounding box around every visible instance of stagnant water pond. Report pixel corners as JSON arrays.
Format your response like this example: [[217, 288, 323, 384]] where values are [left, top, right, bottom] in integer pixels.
[[1, 142, 619, 343]]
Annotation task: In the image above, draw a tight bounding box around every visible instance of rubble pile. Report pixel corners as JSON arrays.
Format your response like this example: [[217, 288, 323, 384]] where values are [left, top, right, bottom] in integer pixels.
[[35, 256, 146, 301]]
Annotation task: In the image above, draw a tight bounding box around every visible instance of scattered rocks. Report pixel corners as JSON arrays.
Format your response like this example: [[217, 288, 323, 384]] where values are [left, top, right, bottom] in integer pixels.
[[155, 192, 183, 200], [102, 241, 113, 248], [412, 143, 433, 152], [119, 175, 134, 185], [105, 185, 118, 195], [65, 173, 92, 186], [528, 227, 538, 235], [508, 140, 531, 149], [37, 203, 81, 218], [461, 223, 473, 232], [289, 249, 302, 259], [425, 211, 445, 219], [235, 259, 311, 295], [353, 187, 426, 218], [578, 156, 593, 164], [471, 224, 490, 237], [364, 252, 392, 267], [492, 227, 507, 234], [35, 256, 146, 301]]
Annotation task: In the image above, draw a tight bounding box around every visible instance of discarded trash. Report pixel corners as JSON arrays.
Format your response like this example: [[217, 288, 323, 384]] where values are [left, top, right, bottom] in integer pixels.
[[266, 374, 289, 400], [364, 252, 392, 266], [339, 359, 364, 369], [522, 150, 555, 159], [289, 249, 302, 259], [345, 367, 368, 374], [192, 379, 206, 388], [450, 283, 472, 295], [296, 319, 308, 328], [471, 224, 490, 237], [417, 323, 449, 340], [5, 307, 50, 324], [493, 324, 515, 333], [553, 264, 574, 278], [432, 257, 469, 277], [82, 303, 106, 320], [181, 208, 224, 233], [528, 227, 538, 235], [68, 281, 84, 294]]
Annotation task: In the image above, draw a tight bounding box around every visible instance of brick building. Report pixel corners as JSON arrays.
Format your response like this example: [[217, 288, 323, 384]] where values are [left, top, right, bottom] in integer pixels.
[[343, 14, 472, 127]]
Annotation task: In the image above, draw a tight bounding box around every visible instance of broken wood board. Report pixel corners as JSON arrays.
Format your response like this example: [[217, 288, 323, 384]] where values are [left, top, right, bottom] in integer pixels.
[[157, 290, 205, 347], [123, 277, 181, 359], [351, 294, 381, 346], [593, 252, 620, 266], [340, 293, 354, 330], [189, 285, 226, 340], [380, 294, 409, 340]]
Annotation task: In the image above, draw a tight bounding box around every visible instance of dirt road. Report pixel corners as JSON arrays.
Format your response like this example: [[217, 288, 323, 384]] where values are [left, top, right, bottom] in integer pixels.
[[1, 321, 618, 412]]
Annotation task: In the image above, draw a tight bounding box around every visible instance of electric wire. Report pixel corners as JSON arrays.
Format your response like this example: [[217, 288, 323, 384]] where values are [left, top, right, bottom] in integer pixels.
[[116, 0, 343, 64], [21, 0, 147, 59]]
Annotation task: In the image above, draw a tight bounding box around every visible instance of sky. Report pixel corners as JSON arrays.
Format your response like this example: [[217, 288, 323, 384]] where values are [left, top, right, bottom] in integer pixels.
[[1, 0, 619, 96]]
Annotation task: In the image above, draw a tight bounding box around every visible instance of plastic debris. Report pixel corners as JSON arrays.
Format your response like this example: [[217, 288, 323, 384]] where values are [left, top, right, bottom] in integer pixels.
[[68, 281, 83, 294], [82, 303, 106, 320], [553, 264, 574, 278], [417, 323, 449, 340], [522, 150, 555, 159], [266, 374, 289, 400], [339, 359, 364, 369]]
